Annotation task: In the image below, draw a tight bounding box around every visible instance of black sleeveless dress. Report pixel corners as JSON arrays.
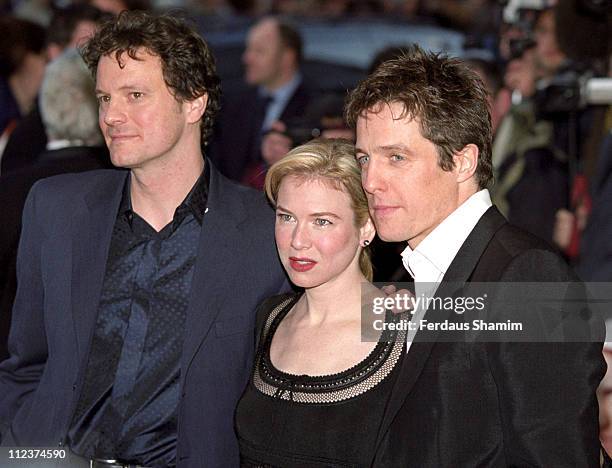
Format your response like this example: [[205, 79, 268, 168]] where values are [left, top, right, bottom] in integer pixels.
[[235, 293, 408, 468]]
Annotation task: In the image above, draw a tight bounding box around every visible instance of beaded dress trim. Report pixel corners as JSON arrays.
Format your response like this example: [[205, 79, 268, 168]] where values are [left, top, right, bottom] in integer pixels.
[[253, 296, 408, 404]]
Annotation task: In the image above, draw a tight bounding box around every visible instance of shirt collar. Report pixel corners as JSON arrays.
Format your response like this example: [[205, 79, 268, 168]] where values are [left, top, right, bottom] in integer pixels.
[[120, 160, 210, 229], [401, 189, 492, 282], [259, 72, 301, 106]]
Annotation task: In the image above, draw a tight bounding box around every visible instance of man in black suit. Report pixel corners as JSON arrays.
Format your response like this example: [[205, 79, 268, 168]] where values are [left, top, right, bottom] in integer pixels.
[[346, 46, 605, 466], [210, 16, 311, 182], [0, 11, 286, 467]]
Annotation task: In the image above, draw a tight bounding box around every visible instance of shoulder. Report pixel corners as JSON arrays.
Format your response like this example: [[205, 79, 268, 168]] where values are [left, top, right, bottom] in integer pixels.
[[482, 222, 575, 281], [24, 169, 124, 214], [30, 169, 123, 199], [212, 166, 275, 225], [255, 293, 298, 334]]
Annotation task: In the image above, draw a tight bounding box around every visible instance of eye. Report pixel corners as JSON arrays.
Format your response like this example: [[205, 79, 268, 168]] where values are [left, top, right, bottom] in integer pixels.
[[130, 92, 143, 100], [97, 95, 110, 104], [390, 154, 405, 162], [276, 213, 294, 223], [356, 154, 369, 166], [314, 218, 332, 226]]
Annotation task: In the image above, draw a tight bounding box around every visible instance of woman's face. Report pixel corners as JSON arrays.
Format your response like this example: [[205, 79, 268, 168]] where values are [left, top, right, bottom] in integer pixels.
[[274, 175, 366, 289]]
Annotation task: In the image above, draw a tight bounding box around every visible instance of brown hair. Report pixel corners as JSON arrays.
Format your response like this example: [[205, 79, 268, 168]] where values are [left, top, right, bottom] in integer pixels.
[[265, 138, 373, 281], [277, 19, 303, 64], [345, 45, 493, 189], [80, 10, 221, 148], [0, 16, 45, 78]]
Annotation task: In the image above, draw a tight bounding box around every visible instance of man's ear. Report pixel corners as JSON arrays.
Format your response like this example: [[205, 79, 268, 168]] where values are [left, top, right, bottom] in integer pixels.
[[454, 143, 479, 184], [360, 217, 376, 246], [280, 47, 297, 73], [186, 93, 208, 124]]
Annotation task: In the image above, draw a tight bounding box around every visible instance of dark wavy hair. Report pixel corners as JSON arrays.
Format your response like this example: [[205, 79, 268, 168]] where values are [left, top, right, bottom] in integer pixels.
[[80, 10, 221, 148], [345, 45, 493, 189]]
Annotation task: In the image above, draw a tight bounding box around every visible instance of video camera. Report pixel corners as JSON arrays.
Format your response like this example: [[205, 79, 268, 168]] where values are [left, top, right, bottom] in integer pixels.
[[501, 0, 612, 112]]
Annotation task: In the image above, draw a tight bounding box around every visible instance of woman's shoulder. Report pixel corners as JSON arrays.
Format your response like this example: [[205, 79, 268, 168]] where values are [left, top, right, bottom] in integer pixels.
[[255, 292, 299, 340]]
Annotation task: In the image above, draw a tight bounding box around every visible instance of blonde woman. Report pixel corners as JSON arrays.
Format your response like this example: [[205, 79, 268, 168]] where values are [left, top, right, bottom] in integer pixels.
[[235, 138, 409, 467]]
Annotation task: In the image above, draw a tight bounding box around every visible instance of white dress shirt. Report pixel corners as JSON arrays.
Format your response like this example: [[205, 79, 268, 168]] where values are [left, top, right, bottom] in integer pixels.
[[260, 73, 302, 132], [401, 189, 492, 351]]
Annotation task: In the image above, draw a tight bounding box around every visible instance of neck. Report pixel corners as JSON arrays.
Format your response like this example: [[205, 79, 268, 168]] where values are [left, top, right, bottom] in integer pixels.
[[130, 153, 204, 231], [408, 185, 479, 250], [300, 262, 367, 325], [9, 73, 35, 115], [263, 69, 297, 93]]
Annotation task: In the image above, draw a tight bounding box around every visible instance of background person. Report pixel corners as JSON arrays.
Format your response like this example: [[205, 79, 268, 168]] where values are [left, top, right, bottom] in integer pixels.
[[1, 4, 107, 174], [0, 16, 46, 159], [209, 16, 311, 182]]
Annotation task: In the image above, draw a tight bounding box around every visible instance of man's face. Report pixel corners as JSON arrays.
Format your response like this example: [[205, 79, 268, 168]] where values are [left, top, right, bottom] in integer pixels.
[[242, 20, 284, 89], [355, 102, 460, 248], [96, 49, 193, 170], [534, 9, 565, 77]]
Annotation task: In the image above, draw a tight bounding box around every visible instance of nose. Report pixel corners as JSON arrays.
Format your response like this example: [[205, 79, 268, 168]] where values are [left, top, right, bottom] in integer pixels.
[[102, 98, 127, 127], [290, 222, 311, 250], [362, 157, 386, 195]]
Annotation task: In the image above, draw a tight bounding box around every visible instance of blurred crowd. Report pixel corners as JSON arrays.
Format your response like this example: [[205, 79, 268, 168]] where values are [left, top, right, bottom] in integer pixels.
[[0, 0, 611, 455]]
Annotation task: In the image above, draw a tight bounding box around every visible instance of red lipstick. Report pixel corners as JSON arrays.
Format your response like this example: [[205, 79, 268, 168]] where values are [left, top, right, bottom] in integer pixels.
[[289, 257, 317, 272]]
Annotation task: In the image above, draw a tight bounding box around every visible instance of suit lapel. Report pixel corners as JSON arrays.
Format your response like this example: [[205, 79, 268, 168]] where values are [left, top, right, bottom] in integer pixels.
[[180, 162, 247, 377], [374, 206, 507, 450], [71, 171, 127, 358]]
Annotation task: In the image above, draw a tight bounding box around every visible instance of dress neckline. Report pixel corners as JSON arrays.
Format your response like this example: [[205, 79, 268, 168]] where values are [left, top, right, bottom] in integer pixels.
[[259, 293, 408, 392]]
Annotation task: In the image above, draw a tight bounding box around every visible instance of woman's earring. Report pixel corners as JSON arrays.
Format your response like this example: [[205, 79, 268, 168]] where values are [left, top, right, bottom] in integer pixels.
[[363, 240, 370, 247]]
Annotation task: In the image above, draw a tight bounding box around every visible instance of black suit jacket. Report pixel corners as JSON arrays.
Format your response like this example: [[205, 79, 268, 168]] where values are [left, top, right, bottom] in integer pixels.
[[0, 161, 288, 467], [210, 82, 311, 181], [372, 207, 605, 467], [0, 103, 47, 174]]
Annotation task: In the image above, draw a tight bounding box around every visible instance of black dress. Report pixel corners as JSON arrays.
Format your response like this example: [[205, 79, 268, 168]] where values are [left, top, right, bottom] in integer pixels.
[[235, 293, 408, 468]]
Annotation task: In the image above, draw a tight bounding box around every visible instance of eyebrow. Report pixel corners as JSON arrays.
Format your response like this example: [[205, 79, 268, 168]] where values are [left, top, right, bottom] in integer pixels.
[[275, 206, 340, 219], [355, 143, 412, 154], [95, 84, 151, 94], [310, 212, 341, 219]]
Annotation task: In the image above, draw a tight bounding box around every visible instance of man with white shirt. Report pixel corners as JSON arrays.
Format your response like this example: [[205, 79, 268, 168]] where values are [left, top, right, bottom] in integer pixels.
[[345, 46, 605, 466], [210, 16, 311, 183]]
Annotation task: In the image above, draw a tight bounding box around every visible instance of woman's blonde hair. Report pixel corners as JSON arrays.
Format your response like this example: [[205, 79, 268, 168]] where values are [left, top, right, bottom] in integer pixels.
[[264, 138, 373, 281]]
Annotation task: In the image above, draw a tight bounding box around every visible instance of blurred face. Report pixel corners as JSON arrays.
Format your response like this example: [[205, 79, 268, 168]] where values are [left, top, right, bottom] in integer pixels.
[[534, 9, 565, 77], [356, 102, 460, 248], [275, 176, 365, 288], [19, 52, 47, 111], [243, 19, 284, 89], [70, 20, 98, 48], [96, 49, 194, 170]]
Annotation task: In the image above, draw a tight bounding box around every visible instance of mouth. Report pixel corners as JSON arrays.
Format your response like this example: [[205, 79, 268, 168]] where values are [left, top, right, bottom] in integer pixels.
[[288, 257, 317, 272], [108, 134, 137, 143], [371, 205, 399, 217]]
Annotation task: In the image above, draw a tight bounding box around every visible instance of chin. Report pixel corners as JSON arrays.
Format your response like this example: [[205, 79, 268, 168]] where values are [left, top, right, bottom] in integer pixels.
[[287, 273, 326, 290], [377, 230, 409, 243]]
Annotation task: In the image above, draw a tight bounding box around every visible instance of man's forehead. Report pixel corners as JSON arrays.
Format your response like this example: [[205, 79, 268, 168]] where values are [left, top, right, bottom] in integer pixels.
[[357, 102, 418, 126], [99, 47, 159, 69], [248, 19, 280, 45]]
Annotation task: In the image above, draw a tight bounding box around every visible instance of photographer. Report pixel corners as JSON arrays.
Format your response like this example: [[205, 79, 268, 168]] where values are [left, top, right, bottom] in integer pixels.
[[492, 0, 609, 248]]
